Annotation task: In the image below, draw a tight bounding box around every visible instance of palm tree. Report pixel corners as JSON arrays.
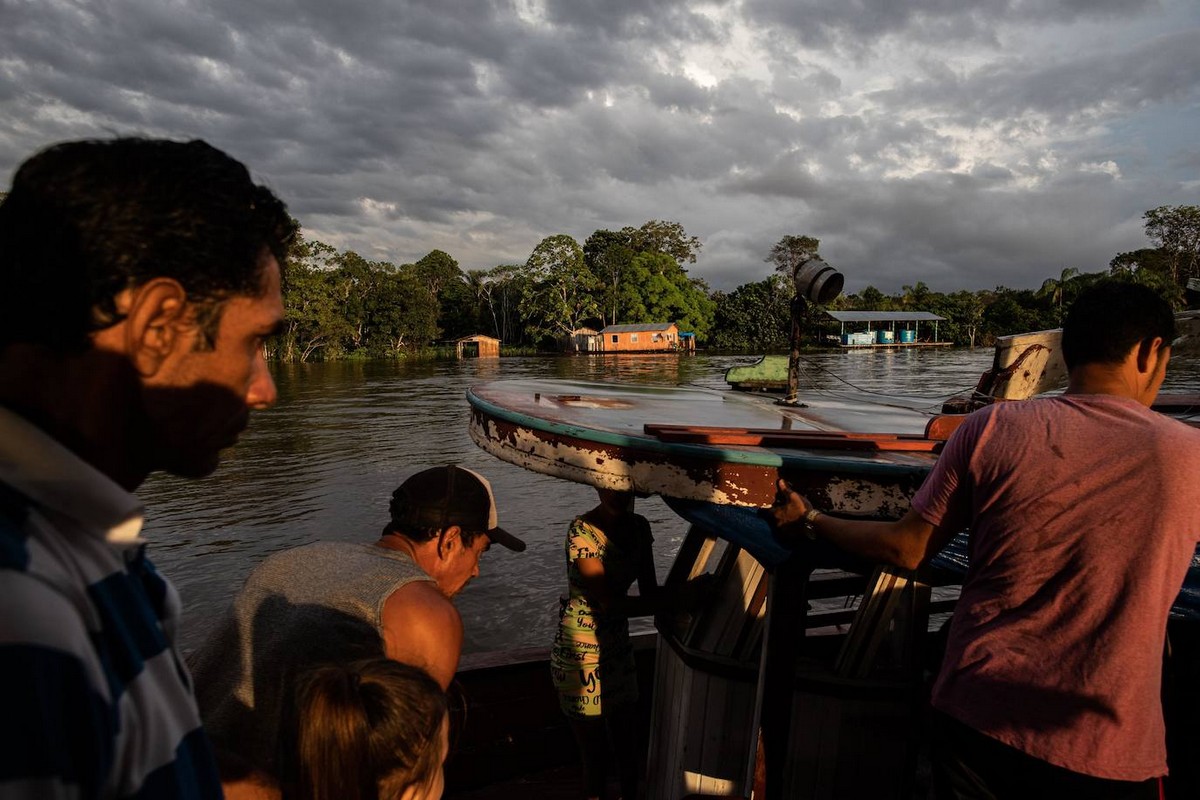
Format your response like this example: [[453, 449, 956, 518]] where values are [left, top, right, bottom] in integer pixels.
[[1038, 267, 1080, 323]]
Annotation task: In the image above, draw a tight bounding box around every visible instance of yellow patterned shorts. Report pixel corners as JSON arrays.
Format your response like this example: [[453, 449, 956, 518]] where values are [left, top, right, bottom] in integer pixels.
[[550, 599, 638, 719]]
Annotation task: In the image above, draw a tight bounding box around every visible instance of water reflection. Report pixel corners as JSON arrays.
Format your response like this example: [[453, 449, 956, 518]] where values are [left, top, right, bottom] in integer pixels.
[[141, 349, 1199, 655]]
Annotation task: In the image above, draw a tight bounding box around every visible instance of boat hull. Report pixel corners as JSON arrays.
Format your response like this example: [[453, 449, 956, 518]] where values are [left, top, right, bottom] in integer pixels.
[[467, 380, 937, 515]]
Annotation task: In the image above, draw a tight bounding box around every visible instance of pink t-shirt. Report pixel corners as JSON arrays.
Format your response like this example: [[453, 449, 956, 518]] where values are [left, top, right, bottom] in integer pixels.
[[913, 394, 1200, 780]]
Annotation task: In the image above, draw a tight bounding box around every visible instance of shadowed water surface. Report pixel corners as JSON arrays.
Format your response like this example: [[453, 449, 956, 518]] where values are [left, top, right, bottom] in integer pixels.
[[140, 349, 1200, 655]]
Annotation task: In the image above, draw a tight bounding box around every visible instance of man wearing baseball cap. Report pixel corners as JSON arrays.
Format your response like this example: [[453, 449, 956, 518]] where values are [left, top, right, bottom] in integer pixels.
[[189, 464, 524, 789]]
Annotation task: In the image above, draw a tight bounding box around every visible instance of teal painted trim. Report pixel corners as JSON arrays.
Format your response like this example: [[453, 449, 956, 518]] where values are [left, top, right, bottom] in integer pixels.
[[465, 388, 933, 480]]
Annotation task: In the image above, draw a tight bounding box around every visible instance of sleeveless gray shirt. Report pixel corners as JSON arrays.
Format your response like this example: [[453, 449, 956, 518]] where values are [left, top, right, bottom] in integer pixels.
[[189, 541, 433, 774]]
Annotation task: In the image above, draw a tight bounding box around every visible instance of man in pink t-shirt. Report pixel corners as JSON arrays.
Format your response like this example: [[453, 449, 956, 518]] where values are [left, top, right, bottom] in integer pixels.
[[772, 281, 1200, 799]]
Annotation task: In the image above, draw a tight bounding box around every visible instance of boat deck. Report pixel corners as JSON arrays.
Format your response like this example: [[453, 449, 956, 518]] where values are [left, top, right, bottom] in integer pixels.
[[446, 763, 581, 800]]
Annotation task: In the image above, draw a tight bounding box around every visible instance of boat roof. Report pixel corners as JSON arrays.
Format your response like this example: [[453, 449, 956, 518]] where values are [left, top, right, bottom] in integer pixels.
[[600, 322, 677, 333], [825, 311, 945, 322]]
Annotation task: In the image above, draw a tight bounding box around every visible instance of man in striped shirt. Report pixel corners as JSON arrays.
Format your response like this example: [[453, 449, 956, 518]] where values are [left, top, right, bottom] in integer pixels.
[[0, 138, 294, 799]]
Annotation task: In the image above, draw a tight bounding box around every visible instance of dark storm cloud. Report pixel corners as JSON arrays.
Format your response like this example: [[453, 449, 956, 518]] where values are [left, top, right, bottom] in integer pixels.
[[744, 0, 1158, 50], [874, 29, 1200, 128], [543, 0, 729, 41], [1, 0, 1196, 292], [710, 164, 1148, 293]]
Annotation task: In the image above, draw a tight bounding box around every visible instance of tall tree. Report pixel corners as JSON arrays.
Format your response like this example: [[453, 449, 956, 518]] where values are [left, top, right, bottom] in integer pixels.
[[618, 252, 716, 339], [622, 219, 703, 265], [480, 264, 529, 345], [519, 235, 601, 346], [1109, 248, 1173, 278], [1143, 205, 1200, 287], [584, 229, 635, 326], [367, 266, 439, 355], [413, 249, 462, 301]]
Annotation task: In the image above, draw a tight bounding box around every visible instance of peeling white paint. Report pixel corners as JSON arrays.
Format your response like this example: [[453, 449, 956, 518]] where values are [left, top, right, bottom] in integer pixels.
[[470, 415, 921, 513]]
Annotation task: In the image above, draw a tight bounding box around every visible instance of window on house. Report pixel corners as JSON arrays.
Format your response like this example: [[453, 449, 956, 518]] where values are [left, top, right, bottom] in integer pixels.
[[611, 335, 618, 343], [631, 333, 638, 343]]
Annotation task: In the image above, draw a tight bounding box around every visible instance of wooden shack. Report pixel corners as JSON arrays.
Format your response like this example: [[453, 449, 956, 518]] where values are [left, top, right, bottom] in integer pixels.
[[455, 334, 500, 358], [600, 322, 680, 353], [565, 327, 601, 353]]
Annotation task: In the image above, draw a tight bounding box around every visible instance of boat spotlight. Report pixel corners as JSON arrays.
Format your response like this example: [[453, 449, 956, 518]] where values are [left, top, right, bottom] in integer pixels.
[[795, 256, 844, 305]]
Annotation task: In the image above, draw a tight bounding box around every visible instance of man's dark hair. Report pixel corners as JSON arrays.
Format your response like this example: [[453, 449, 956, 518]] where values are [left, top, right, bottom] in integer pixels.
[[0, 137, 296, 351], [381, 522, 486, 549], [1061, 280, 1175, 370]]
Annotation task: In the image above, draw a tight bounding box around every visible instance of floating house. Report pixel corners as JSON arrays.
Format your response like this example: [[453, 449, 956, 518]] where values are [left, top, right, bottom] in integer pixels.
[[565, 327, 602, 353], [600, 322, 682, 353], [824, 311, 948, 347], [455, 334, 501, 358]]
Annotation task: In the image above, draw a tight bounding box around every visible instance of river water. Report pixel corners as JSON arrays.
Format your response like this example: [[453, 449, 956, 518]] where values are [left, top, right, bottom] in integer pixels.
[[141, 348, 1200, 656]]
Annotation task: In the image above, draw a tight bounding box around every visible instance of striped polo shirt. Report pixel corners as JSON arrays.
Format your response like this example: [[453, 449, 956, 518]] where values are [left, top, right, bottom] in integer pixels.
[[0, 407, 221, 799]]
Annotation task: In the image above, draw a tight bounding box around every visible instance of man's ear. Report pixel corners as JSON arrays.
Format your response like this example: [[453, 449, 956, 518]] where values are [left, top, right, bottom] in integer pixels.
[[1135, 336, 1165, 375], [437, 526, 462, 559], [125, 278, 192, 376]]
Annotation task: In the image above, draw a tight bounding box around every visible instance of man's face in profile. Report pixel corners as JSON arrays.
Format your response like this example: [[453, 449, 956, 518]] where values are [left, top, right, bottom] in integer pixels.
[[141, 254, 285, 477]]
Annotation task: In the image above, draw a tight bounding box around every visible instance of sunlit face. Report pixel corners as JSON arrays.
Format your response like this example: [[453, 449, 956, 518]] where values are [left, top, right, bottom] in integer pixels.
[[143, 254, 285, 477], [437, 532, 490, 598]]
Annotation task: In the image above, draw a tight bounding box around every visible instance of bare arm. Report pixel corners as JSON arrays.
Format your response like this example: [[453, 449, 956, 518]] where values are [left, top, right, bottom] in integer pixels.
[[574, 557, 657, 618], [380, 580, 463, 689], [770, 479, 956, 570]]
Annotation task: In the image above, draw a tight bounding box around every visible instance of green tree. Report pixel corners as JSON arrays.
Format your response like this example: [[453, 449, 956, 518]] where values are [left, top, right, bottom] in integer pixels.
[[1036, 267, 1080, 323], [274, 233, 349, 362], [941, 290, 991, 348], [710, 275, 792, 350], [1110, 248, 1173, 278], [622, 219, 703, 265], [619, 252, 716, 340], [584, 229, 635, 326], [280, 260, 355, 362], [981, 288, 1056, 340], [366, 265, 439, 355], [852, 286, 889, 309], [1143, 205, 1200, 287], [478, 264, 530, 344], [766, 235, 821, 285], [519, 235, 600, 346]]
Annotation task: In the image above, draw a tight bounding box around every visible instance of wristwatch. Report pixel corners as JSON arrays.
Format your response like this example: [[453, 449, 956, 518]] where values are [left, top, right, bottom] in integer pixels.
[[802, 507, 822, 540]]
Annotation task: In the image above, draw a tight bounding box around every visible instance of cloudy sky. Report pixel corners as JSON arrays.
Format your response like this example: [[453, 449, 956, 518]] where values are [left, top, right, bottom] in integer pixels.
[[1, 0, 1197, 293]]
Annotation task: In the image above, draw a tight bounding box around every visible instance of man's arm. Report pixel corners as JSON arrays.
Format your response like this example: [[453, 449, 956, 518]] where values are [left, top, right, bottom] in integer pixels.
[[379, 580, 463, 689], [770, 480, 956, 570]]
